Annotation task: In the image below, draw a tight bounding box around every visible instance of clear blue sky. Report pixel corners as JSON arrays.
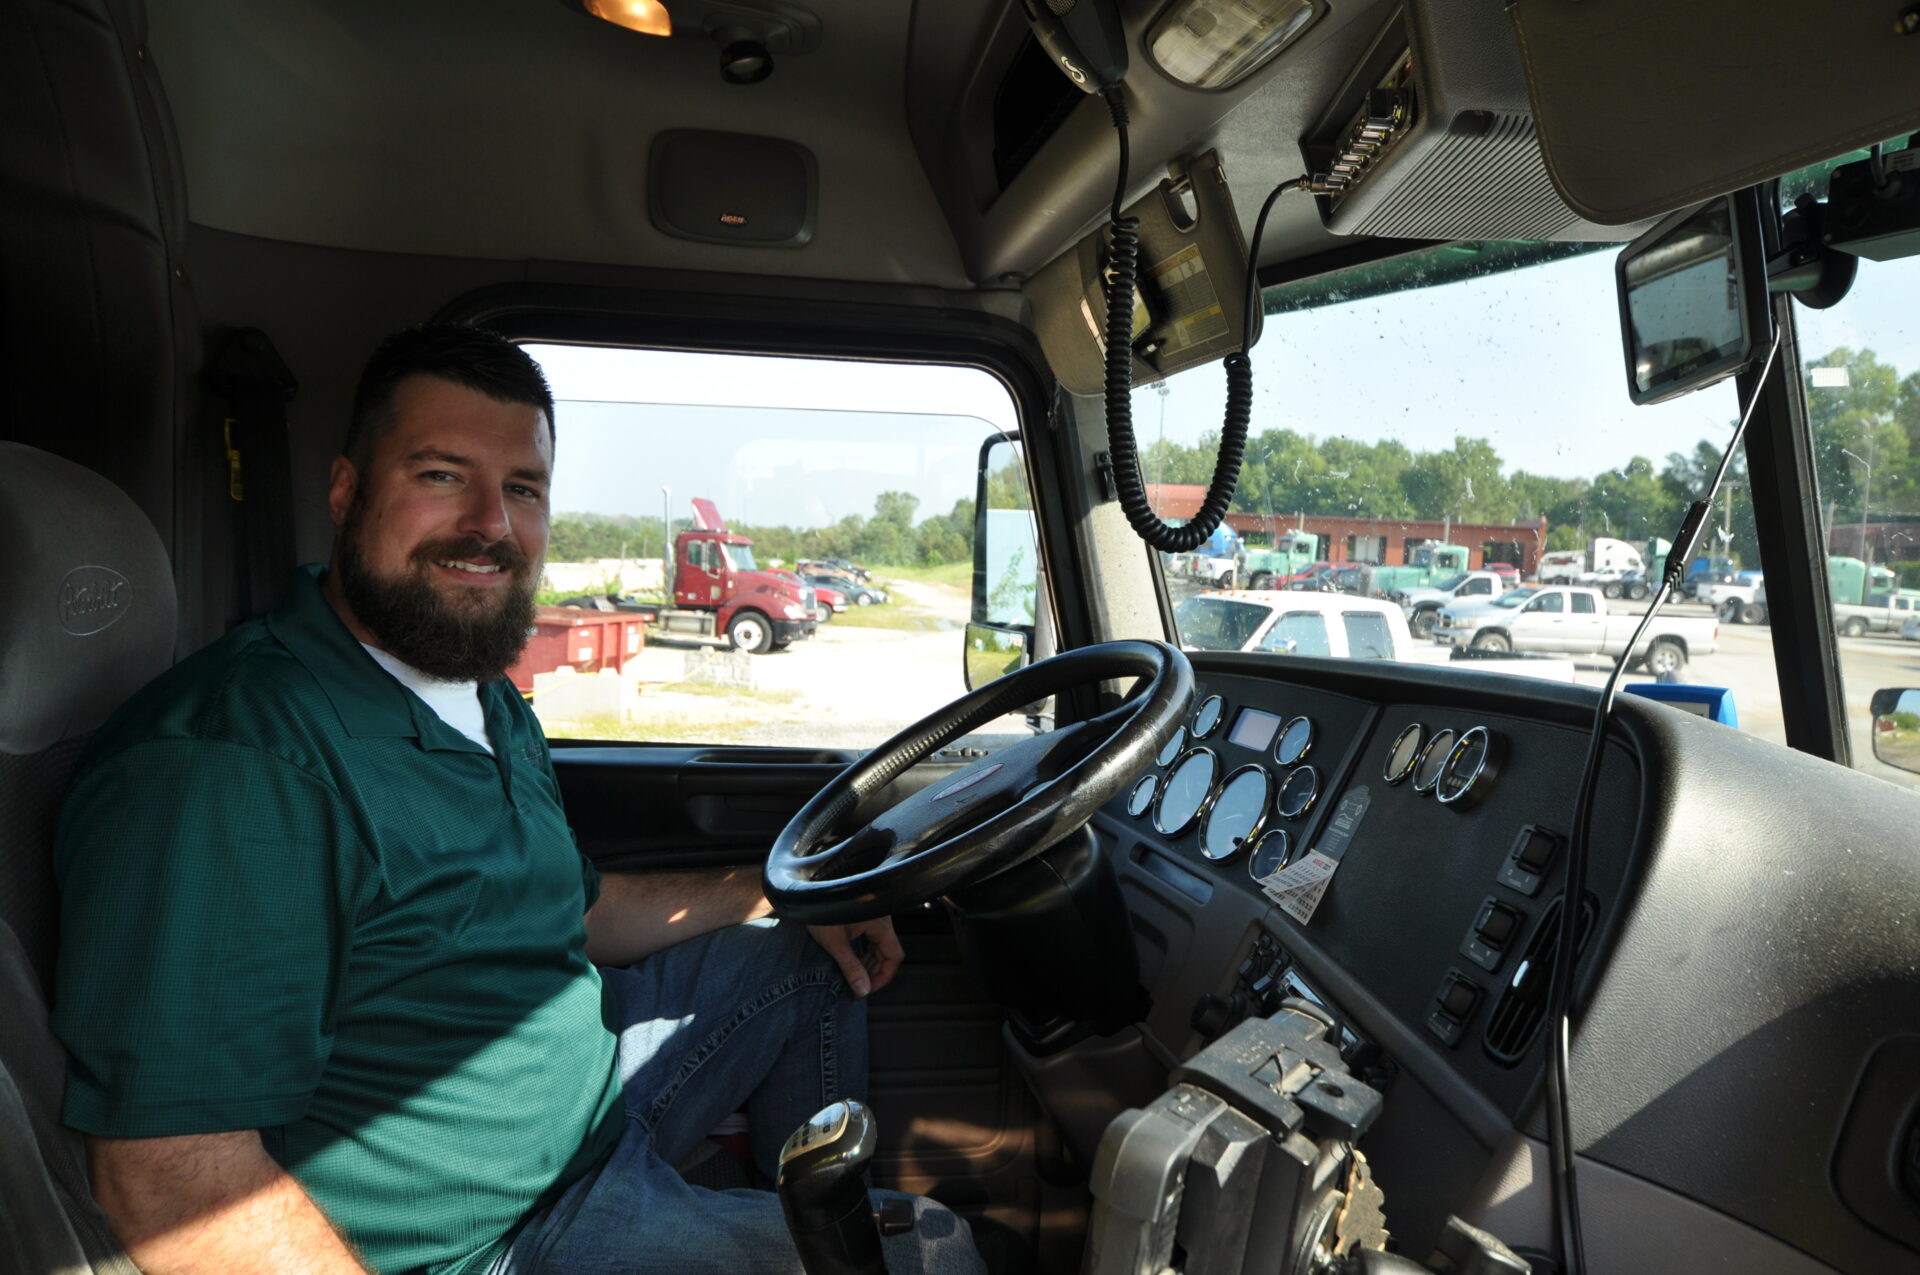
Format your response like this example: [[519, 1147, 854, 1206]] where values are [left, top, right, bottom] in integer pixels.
[[529, 249, 1917, 528]]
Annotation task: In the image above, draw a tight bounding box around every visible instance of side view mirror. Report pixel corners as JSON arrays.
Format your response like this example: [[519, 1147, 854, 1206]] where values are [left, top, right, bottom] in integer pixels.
[[1870, 687, 1920, 775], [967, 432, 1052, 694]]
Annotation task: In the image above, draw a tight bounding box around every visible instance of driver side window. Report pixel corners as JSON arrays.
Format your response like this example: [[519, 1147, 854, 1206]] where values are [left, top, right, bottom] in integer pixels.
[[515, 345, 1031, 749]]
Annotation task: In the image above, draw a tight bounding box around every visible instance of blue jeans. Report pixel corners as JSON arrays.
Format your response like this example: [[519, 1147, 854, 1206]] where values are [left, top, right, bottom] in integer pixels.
[[492, 918, 984, 1275]]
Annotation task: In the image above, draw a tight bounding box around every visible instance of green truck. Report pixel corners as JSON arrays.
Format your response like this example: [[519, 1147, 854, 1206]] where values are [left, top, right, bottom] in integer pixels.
[[1369, 542, 1471, 597], [1241, 529, 1322, 589]]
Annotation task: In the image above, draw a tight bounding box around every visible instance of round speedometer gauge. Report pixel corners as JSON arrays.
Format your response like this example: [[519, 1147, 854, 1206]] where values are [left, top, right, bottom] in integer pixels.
[[1411, 728, 1457, 794], [1154, 749, 1218, 837], [1200, 765, 1271, 861], [1192, 694, 1225, 739]]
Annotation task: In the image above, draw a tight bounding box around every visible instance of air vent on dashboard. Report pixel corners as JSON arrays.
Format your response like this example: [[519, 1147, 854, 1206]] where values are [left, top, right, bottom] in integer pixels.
[[1483, 893, 1597, 1066]]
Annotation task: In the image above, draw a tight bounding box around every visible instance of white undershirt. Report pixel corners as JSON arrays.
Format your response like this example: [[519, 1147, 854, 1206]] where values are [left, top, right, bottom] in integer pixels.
[[361, 644, 494, 754]]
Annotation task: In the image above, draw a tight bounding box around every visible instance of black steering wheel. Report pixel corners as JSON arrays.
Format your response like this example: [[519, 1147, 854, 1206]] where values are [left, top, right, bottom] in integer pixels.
[[764, 640, 1193, 924]]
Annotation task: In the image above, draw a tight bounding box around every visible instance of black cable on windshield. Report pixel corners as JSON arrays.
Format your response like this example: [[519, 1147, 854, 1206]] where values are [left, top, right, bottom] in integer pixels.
[[1544, 332, 1782, 1275]]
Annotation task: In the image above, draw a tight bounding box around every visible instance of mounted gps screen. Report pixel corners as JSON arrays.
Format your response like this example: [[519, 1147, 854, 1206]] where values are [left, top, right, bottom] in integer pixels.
[[1615, 194, 1769, 404]]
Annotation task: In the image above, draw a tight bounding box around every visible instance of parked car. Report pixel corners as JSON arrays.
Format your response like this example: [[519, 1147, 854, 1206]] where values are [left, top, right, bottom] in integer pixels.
[[1433, 585, 1719, 674], [1172, 590, 1576, 680], [801, 557, 872, 583], [1392, 570, 1511, 638], [803, 572, 888, 606], [1699, 571, 1766, 623], [1833, 590, 1920, 637], [1288, 565, 1370, 595], [1487, 562, 1520, 584], [772, 569, 841, 622]]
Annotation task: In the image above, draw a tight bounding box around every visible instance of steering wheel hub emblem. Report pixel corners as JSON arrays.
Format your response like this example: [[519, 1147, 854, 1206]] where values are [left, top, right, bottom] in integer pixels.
[[933, 764, 1003, 803]]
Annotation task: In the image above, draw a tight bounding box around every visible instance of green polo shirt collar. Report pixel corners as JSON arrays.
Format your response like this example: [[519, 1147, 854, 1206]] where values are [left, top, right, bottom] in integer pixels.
[[268, 566, 513, 757]]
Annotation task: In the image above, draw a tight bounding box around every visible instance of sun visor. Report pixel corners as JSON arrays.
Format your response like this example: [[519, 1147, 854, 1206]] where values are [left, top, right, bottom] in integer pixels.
[[1509, 0, 1920, 225], [1025, 151, 1253, 397]]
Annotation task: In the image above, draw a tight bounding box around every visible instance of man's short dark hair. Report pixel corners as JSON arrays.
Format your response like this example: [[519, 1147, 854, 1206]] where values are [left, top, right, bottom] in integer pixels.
[[345, 325, 555, 470]]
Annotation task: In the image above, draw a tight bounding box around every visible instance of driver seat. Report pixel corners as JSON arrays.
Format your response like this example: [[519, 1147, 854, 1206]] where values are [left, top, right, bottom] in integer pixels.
[[0, 442, 175, 1275]]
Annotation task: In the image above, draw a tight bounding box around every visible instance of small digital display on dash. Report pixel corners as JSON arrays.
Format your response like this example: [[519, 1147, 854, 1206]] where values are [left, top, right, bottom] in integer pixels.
[[1228, 708, 1281, 751]]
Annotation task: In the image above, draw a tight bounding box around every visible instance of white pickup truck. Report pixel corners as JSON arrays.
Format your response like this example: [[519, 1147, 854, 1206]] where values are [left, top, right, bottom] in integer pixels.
[[1392, 569, 1510, 638], [1834, 590, 1920, 637], [1432, 585, 1719, 674], [1174, 590, 1576, 681], [1699, 573, 1765, 623]]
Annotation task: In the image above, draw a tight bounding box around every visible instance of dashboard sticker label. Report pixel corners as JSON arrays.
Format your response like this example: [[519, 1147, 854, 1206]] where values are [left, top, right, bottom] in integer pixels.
[[1264, 851, 1339, 925], [1318, 786, 1371, 862]]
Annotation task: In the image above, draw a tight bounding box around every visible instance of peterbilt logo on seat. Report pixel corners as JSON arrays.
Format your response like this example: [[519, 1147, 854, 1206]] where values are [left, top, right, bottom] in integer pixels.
[[58, 566, 132, 636]]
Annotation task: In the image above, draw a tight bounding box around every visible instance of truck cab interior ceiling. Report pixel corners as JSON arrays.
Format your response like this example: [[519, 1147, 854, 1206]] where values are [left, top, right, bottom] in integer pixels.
[[5, 1, 1920, 1274]]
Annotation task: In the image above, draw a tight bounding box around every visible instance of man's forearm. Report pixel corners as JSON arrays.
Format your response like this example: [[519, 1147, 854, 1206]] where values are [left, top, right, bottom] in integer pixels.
[[88, 1132, 368, 1274], [583, 867, 773, 966]]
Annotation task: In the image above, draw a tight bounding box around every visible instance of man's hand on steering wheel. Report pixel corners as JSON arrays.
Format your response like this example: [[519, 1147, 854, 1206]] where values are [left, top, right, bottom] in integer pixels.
[[807, 917, 905, 997]]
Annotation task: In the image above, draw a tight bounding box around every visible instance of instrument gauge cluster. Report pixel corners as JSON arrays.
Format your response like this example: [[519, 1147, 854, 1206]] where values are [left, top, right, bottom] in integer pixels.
[[1113, 684, 1349, 877]]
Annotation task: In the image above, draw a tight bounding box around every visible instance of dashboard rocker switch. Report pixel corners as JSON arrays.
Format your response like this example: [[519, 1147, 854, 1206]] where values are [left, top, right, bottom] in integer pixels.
[[1497, 824, 1562, 897], [1427, 970, 1481, 1047], [1461, 897, 1524, 972]]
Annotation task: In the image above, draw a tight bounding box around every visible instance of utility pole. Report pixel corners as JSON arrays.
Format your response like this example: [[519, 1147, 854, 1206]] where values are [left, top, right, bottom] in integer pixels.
[[1842, 447, 1873, 568], [661, 486, 673, 598]]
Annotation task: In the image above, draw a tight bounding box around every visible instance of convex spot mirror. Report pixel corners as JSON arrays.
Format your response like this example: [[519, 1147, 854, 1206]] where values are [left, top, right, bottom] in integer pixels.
[[967, 432, 1051, 695], [1616, 193, 1772, 405], [964, 624, 1029, 691], [1869, 687, 1920, 775]]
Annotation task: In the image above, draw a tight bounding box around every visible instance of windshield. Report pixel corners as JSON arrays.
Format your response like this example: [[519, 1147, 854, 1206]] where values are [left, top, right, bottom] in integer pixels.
[[1156, 238, 1747, 694], [1434, 573, 1468, 591], [1492, 588, 1539, 608], [724, 544, 759, 571]]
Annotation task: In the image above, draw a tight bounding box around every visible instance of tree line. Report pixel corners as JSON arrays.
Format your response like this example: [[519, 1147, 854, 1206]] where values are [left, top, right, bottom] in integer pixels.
[[551, 346, 1918, 573]]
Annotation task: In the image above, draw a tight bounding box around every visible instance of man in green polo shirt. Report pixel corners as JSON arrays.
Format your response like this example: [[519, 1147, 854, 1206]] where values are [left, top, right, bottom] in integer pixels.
[[51, 326, 982, 1275]]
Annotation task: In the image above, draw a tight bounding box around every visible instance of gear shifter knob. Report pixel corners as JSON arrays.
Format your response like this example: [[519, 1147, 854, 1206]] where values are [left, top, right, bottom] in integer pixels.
[[776, 1100, 888, 1275]]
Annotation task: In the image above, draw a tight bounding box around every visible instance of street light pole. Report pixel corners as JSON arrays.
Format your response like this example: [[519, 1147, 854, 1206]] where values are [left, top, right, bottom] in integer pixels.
[[662, 485, 674, 599], [1842, 447, 1872, 568]]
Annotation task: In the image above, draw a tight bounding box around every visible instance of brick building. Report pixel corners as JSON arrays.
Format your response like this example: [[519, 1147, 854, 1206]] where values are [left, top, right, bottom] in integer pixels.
[[1145, 485, 1550, 574]]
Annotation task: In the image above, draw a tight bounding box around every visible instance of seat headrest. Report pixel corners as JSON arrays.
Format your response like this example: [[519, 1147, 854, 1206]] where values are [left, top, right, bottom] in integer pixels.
[[0, 443, 176, 755]]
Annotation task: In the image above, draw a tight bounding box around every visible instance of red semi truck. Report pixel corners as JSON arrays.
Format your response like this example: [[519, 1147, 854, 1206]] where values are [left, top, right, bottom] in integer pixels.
[[628, 498, 817, 654]]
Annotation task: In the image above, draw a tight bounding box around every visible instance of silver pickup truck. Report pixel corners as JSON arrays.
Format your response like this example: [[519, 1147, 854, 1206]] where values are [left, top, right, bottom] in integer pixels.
[[1433, 585, 1720, 674], [1834, 591, 1920, 637]]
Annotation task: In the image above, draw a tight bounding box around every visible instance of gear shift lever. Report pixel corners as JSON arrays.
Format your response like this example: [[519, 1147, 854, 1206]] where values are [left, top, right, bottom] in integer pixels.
[[776, 1099, 889, 1275]]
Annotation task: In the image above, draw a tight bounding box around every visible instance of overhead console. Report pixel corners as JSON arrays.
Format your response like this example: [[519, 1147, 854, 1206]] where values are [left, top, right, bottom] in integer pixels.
[[1299, 1, 1645, 242]]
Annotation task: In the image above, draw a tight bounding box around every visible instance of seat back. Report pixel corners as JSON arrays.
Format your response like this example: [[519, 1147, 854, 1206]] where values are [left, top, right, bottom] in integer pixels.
[[0, 442, 175, 1275]]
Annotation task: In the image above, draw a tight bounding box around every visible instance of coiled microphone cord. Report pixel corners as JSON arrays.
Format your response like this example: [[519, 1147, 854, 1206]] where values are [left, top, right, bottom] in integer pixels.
[[1098, 86, 1302, 555]]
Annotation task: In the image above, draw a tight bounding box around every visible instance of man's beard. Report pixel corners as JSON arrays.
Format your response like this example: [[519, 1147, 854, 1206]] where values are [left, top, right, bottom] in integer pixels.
[[334, 496, 538, 683]]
